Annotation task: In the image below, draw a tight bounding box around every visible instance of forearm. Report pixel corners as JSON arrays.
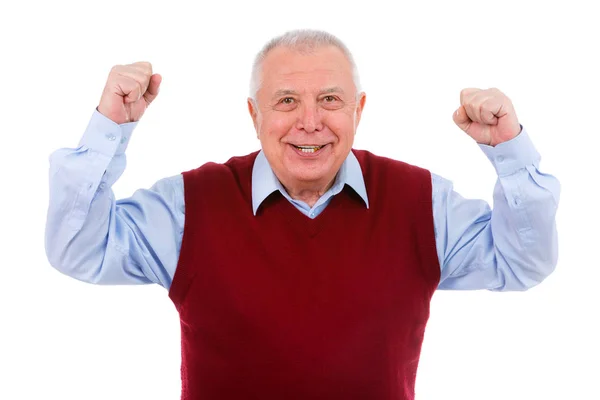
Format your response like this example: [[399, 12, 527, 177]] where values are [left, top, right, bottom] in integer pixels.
[[487, 161, 560, 290]]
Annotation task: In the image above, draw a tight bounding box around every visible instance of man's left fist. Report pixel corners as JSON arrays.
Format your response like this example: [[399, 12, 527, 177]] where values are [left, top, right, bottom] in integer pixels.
[[453, 88, 521, 146]]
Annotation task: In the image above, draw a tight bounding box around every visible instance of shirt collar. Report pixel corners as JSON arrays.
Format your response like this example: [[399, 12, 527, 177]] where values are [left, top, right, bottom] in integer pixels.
[[251, 150, 369, 215]]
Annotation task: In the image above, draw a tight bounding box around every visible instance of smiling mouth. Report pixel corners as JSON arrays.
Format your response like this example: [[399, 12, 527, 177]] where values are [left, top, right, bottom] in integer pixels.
[[292, 144, 326, 153]]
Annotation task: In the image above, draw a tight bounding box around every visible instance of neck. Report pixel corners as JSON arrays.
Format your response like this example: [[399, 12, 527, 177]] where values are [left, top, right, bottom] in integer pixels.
[[280, 176, 337, 208]]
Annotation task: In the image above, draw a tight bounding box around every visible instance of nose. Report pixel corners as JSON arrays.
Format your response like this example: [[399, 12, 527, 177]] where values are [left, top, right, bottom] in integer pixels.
[[295, 101, 323, 133]]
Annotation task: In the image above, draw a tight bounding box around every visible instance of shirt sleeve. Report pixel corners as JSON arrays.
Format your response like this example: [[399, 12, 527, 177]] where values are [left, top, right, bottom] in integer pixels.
[[45, 109, 184, 289], [432, 128, 560, 291]]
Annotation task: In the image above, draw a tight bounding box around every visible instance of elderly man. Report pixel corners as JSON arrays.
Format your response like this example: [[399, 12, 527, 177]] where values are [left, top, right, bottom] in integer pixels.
[[45, 30, 560, 399]]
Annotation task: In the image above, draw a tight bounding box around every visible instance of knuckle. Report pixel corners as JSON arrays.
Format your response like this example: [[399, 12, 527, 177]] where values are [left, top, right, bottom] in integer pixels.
[[461, 88, 479, 103], [138, 61, 153, 72], [490, 87, 505, 97], [129, 62, 152, 78]]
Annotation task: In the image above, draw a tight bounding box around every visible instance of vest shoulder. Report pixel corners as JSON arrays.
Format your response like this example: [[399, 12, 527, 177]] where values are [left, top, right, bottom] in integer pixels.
[[181, 151, 259, 204], [182, 151, 260, 179]]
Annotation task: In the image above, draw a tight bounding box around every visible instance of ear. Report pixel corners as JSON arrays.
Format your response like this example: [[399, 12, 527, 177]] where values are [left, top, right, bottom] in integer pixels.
[[247, 98, 259, 137], [354, 92, 367, 127]]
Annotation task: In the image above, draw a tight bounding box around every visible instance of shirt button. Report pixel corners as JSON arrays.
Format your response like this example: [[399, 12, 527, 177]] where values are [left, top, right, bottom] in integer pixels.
[[496, 155, 504, 163], [514, 197, 521, 206], [120, 135, 127, 144], [99, 182, 106, 190], [106, 133, 116, 141]]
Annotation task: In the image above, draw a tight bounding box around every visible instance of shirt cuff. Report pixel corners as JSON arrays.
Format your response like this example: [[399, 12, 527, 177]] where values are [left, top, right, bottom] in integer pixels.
[[478, 126, 541, 177], [78, 109, 139, 156]]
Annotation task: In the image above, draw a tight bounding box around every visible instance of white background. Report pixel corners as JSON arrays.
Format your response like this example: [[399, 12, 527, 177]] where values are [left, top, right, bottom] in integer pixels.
[[1, 0, 598, 399]]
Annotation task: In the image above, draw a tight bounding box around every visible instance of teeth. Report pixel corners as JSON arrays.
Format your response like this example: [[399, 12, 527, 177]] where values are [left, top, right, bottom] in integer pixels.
[[295, 145, 323, 153]]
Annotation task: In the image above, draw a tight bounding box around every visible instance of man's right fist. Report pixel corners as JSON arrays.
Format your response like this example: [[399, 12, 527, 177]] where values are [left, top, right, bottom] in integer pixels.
[[97, 62, 162, 124]]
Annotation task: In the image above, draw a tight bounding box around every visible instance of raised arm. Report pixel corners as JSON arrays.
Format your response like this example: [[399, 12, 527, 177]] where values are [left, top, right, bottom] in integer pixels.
[[435, 88, 560, 291], [45, 63, 183, 289]]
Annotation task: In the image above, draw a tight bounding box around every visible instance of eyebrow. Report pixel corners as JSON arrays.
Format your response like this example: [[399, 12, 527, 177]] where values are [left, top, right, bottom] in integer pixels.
[[271, 86, 346, 99], [320, 87, 345, 95]]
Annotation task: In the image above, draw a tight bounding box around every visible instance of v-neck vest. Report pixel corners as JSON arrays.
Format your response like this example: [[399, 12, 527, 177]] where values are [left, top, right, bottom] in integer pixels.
[[169, 150, 440, 400]]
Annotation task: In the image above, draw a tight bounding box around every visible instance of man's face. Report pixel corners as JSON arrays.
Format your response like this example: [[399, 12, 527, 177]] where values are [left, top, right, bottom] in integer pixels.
[[249, 45, 366, 192]]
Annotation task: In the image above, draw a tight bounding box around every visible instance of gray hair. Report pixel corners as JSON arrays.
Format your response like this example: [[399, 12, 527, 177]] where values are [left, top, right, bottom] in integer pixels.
[[249, 29, 362, 100]]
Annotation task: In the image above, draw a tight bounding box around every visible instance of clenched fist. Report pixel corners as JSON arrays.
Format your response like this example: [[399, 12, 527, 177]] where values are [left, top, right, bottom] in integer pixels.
[[453, 88, 521, 147], [97, 62, 162, 124]]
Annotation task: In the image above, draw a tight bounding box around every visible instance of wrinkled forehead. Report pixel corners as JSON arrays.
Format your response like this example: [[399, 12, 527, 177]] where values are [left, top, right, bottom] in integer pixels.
[[259, 45, 355, 96]]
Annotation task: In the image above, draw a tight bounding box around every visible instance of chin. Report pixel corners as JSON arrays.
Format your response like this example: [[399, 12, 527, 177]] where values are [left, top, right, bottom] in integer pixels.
[[294, 172, 328, 183], [287, 165, 332, 185]]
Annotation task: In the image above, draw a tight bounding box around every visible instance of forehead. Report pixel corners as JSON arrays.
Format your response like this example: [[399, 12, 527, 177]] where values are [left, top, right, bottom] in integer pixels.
[[259, 45, 354, 94]]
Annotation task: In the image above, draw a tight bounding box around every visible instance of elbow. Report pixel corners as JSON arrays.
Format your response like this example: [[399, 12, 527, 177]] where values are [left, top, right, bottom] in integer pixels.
[[44, 226, 103, 284], [527, 229, 560, 288], [44, 206, 82, 279], [493, 240, 558, 292], [45, 244, 104, 284], [45, 232, 77, 279], [524, 258, 557, 289], [45, 224, 63, 274], [513, 244, 559, 291]]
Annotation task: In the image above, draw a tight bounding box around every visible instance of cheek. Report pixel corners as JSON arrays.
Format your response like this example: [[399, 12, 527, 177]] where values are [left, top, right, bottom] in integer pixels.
[[324, 114, 355, 142], [261, 115, 295, 140]]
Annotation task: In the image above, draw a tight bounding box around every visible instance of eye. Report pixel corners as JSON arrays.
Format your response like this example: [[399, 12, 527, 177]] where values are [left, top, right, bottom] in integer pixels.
[[281, 97, 295, 104], [323, 95, 336, 102]]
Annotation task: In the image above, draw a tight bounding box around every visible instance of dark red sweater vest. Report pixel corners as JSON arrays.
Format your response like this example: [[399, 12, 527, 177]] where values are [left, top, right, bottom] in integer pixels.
[[169, 150, 440, 400]]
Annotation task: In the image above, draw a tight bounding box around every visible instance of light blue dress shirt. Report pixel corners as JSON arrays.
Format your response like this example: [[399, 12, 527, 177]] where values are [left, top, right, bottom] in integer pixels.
[[45, 110, 560, 292]]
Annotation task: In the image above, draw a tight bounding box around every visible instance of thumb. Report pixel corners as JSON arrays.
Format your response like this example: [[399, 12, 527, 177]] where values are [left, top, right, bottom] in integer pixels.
[[453, 105, 471, 132], [144, 73, 162, 105]]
